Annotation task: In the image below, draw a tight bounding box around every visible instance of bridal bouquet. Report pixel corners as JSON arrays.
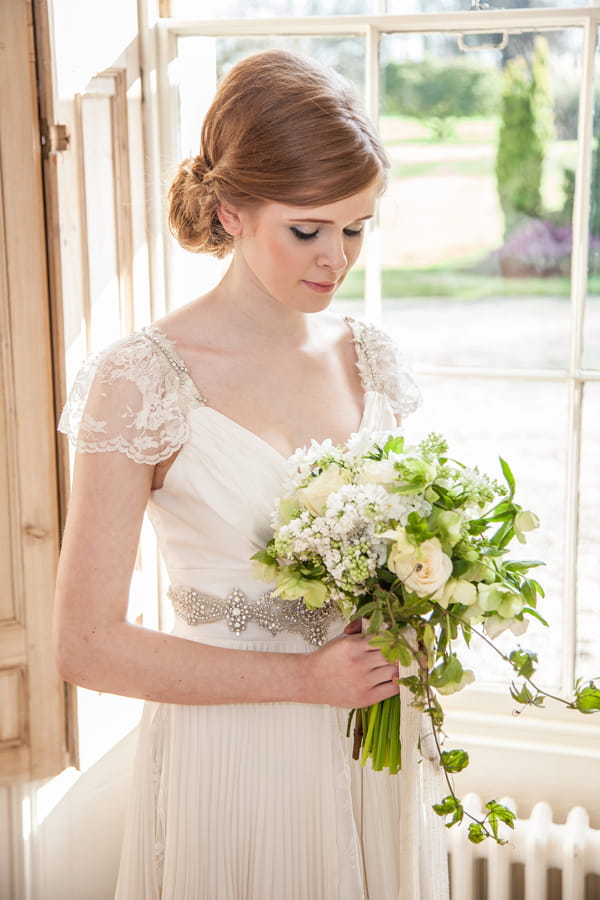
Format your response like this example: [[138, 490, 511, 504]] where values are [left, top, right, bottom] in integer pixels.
[[252, 430, 600, 843]]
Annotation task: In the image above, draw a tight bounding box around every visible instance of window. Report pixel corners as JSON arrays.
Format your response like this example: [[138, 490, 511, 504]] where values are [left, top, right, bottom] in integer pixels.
[[154, 6, 600, 814]]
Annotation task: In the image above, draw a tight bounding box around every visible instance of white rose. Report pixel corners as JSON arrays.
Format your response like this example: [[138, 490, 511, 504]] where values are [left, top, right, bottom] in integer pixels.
[[388, 536, 452, 597], [297, 466, 348, 516], [357, 458, 397, 486]]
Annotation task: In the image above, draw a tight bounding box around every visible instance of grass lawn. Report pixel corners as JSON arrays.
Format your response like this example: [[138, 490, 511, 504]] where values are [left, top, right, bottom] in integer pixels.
[[380, 115, 498, 145], [337, 266, 600, 300]]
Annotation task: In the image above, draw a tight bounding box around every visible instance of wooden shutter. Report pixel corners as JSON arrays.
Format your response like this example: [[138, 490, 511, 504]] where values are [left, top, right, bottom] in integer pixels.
[[0, 0, 69, 784]]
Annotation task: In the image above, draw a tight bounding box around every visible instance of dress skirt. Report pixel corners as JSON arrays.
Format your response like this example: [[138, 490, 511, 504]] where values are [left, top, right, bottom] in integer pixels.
[[114, 636, 448, 900]]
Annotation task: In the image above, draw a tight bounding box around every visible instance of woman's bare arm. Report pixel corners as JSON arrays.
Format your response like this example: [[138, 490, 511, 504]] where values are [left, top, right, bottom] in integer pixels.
[[54, 448, 399, 709]]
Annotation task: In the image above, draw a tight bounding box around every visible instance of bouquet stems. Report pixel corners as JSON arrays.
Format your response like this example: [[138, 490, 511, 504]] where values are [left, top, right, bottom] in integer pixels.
[[353, 695, 402, 775]]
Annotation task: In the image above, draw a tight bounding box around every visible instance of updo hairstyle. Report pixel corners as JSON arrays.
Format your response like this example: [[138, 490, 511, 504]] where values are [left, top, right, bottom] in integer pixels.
[[168, 49, 389, 258]]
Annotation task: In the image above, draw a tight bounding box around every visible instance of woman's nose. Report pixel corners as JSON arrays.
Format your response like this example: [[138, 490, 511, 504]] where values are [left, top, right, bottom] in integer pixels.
[[317, 235, 347, 272]]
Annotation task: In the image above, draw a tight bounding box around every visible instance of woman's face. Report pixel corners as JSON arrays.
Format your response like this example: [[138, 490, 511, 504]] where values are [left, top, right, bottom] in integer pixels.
[[228, 182, 378, 313]]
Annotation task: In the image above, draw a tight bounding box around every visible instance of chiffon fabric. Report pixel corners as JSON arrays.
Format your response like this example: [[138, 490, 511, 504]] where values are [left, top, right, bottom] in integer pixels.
[[60, 316, 449, 900]]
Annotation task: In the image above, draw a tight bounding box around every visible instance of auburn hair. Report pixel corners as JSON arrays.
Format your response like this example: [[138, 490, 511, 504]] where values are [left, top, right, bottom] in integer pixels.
[[168, 49, 389, 257]]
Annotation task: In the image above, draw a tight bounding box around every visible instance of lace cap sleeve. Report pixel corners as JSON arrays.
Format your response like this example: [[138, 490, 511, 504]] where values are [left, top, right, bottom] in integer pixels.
[[346, 317, 422, 420], [58, 329, 205, 464]]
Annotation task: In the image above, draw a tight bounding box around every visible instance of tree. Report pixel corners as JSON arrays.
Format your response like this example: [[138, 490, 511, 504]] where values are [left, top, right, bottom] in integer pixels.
[[383, 58, 499, 140], [495, 36, 555, 237]]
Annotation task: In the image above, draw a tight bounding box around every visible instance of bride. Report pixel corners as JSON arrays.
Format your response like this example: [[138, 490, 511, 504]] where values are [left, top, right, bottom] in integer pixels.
[[55, 49, 449, 900]]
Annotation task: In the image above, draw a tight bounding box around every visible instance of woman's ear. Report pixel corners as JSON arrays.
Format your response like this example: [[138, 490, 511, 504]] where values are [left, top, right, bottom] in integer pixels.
[[216, 204, 242, 236]]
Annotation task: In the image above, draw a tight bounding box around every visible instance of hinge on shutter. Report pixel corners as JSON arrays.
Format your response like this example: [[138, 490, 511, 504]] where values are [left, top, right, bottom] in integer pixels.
[[40, 119, 70, 159]]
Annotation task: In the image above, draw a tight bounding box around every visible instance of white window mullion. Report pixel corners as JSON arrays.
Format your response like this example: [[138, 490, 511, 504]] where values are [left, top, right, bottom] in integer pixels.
[[563, 18, 597, 692], [156, 21, 181, 312], [365, 23, 383, 326]]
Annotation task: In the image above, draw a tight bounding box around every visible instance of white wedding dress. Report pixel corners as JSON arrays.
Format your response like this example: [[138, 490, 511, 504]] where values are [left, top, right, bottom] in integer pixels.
[[60, 316, 449, 900]]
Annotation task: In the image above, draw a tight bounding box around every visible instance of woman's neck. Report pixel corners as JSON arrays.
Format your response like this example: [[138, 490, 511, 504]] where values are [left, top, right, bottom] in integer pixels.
[[202, 256, 316, 346]]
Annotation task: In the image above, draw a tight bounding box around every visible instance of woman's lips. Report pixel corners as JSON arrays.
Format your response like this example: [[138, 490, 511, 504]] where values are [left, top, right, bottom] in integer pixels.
[[302, 280, 338, 293]]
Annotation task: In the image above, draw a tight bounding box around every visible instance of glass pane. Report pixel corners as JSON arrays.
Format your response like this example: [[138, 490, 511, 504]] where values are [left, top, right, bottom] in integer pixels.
[[172, 0, 376, 17], [406, 374, 568, 689], [584, 32, 600, 371], [341, 28, 585, 369], [171, 34, 365, 308], [576, 382, 600, 684]]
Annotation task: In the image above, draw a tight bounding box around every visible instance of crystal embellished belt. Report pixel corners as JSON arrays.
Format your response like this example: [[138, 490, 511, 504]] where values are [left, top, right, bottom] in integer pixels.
[[168, 585, 341, 647]]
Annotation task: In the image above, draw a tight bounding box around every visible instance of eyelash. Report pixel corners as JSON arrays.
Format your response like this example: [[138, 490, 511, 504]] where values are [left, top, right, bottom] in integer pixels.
[[290, 226, 364, 242]]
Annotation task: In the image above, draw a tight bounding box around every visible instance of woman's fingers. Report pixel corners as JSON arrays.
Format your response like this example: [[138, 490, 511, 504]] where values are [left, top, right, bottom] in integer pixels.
[[305, 631, 400, 708]]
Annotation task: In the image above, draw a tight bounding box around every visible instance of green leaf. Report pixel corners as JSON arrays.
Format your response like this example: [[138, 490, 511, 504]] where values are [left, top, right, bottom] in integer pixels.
[[430, 654, 463, 690], [369, 632, 414, 668], [486, 801, 516, 829], [368, 609, 385, 633], [528, 578, 546, 599], [510, 681, 533, 705], [404, 513, 435, 542], [460, 622, 473, 647], [490, 521, 515, 549], [375, 567, 397, 586], [569, 682, 600, 714], [468, 519, 489, 536], [250, 549, 276, 565], [521, 606, 549, 627], [383, 435, 405, 456], [520, 580, 537, 607], [397, 675, 423, 696], [468, 823, 486, 844], [485, 499, 517, 520], [499, 457, 516, 497], [441, 749, 470, 773], [504, 560, 546, 573], [433, 795, 464, 827], [353, 601, 378, 618], [509, 648, 538, 680]]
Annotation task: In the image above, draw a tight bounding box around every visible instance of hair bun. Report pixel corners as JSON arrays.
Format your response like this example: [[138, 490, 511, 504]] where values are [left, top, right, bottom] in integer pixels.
[[168, 154, 232, 257], [180, 154, 211, 185]]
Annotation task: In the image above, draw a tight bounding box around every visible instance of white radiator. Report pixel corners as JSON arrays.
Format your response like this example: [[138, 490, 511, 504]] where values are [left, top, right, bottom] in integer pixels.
[[447, 793, 600, 900]]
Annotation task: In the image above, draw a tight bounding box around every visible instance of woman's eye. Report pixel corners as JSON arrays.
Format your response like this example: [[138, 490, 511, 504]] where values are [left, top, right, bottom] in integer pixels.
[[291, 226, 319, 241], [290, 225, 365, 241]]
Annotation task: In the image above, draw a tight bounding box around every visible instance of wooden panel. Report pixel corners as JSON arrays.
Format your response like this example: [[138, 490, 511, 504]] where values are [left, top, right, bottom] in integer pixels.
[[0, 668, 27, 747], [0, 217, 17, 627], [0, 0, 68, 784]]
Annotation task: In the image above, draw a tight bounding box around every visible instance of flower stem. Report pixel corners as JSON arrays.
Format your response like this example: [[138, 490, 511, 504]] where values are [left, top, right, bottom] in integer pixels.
[[360, 702, 380, 766], [389, 694, 401, 774], [373, 696, 392, 770]]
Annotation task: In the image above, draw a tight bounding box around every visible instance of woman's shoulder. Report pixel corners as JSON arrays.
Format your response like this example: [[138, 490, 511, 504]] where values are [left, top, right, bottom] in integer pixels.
[[342, 313, 422, 420], [59, 326, 205, 464]]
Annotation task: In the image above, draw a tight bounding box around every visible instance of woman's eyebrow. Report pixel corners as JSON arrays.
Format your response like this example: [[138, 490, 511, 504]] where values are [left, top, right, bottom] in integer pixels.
[[289, 214, 374, 224]]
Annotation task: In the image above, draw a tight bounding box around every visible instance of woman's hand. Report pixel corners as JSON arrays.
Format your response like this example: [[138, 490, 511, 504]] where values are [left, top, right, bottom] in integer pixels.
[[300, 625, 399, 709]]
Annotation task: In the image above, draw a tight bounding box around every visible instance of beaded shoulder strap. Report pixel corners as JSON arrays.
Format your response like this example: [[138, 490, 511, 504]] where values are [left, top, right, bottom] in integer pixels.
[[141, 326, 207, 406]]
